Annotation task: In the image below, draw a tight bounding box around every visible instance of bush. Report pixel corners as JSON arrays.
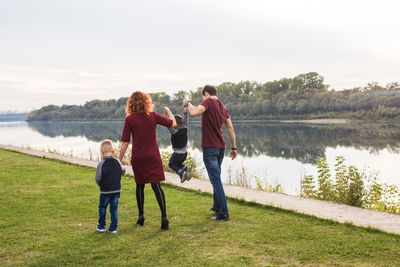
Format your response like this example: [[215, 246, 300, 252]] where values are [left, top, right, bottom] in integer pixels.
[[301, 156, 400, 214]]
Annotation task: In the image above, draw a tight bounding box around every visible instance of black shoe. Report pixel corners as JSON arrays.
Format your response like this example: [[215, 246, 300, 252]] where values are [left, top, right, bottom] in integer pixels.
[[161, 216, 169, 230], [136, 215, 145, 226], [181, 171, 187, 183], [212, 214, 230, 221], [186, 167, 192, 181], [210, 206, 220, 213]]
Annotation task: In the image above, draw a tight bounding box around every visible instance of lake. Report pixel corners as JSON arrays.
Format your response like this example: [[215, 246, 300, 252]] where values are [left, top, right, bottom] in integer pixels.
[[1, 120, 400, 195]]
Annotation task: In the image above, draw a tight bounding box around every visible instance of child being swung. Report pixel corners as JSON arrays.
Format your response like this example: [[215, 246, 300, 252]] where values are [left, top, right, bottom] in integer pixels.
[[163, 104, 192, 183], [95, 139, 125, 233]]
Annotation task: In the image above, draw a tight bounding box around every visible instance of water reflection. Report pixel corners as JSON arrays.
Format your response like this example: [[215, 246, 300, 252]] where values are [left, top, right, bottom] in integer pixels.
[[27, 121, 400, 164], [230, 122, 400, 163], [27, 121, 124, 142]]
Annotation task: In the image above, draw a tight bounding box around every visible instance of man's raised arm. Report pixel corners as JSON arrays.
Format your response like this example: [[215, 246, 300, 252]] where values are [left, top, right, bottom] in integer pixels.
[[185, 100, 206, 117]]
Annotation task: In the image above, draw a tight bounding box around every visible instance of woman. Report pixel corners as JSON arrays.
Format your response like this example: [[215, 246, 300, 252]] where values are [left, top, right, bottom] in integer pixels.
[[118, 91, 176, 230]]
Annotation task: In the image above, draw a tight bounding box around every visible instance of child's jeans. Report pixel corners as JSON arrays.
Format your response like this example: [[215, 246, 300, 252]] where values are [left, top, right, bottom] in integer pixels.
[[168, 152, 188, 177], [98, 192, 120, 231]]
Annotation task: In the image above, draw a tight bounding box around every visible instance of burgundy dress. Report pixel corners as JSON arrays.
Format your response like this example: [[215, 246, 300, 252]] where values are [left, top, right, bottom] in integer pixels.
[[121, 112, 173, 184]]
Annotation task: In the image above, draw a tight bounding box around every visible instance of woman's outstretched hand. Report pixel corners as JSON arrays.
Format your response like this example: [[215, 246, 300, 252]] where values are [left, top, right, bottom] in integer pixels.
[[163, 107, 170, 118]]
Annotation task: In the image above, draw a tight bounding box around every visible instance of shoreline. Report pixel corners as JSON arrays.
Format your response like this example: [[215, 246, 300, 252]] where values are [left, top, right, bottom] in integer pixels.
[[282, 118, 353, 124], [1, 144, 400, 235], [19, 118, 400, 125]]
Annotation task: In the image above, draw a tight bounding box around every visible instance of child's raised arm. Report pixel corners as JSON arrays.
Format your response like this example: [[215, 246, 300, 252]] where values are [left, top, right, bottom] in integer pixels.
[[182, 109, 188, 128]]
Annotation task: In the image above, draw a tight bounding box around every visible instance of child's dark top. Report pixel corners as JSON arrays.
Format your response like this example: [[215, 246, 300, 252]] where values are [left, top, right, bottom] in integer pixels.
[[168, 110, 188, 153], [95, 156, 126, 194]]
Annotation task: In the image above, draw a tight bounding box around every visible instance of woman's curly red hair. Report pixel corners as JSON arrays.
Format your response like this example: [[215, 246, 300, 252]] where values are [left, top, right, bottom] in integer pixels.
[[125, 91, 153, 116]]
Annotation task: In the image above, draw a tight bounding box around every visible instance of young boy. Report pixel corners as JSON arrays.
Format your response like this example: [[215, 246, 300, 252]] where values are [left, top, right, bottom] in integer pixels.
[[95, 139, 125, 233], [163, 105, 192, 183]]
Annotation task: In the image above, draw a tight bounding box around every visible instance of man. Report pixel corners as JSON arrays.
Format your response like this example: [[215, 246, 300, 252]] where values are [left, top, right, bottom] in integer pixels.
[[185, 85, 237, 221]]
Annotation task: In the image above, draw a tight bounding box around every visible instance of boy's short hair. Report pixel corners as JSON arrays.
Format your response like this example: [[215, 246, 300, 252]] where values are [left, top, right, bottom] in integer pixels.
[[100, 139, 113, 153], [174, 114, 182, 126], [202, 85, 218, 96]]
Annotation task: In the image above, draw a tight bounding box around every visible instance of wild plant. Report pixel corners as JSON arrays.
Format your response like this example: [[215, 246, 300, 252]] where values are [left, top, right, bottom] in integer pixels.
[[301, 156, 400, 214]]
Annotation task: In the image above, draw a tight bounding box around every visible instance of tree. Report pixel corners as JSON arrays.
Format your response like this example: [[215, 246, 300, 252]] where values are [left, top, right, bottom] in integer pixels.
[[292, 72, 328, 95]]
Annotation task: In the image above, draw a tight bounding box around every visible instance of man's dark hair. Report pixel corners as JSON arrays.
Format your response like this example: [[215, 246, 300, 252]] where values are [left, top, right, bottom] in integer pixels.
[[174, 114, 182, 126], [202, 85, 218, 96]]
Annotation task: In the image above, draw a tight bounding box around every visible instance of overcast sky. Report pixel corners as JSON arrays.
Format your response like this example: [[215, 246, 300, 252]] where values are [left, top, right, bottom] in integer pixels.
[[1, 0, 399, 112]]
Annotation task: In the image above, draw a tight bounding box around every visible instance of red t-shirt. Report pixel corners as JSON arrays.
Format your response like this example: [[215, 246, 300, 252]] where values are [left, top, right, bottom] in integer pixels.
[[121, 112, 173, 183], [200, 98, 230, 148]]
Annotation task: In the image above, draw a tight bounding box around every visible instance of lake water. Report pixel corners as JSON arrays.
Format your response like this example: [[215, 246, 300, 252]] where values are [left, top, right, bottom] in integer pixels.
[[1, 120, 400, 195]]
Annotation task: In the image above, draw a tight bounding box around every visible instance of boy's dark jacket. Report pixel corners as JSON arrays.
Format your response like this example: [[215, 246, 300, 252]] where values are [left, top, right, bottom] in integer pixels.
[[95, 156, 125, 193]]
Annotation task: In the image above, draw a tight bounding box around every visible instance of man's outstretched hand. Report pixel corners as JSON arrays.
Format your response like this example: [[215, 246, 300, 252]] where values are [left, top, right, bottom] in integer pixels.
[[230, 149, 237, 160], [183, 99, 189, 107]]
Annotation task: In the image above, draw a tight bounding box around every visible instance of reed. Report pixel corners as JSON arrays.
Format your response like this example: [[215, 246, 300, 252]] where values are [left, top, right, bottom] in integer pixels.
[[301, 156, 400, 214]]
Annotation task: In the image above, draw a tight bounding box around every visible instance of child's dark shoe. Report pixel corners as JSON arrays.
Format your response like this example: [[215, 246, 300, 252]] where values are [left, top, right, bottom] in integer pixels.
[[181, 171, 187, 183], [136, 215, 145, 226], [186, 167, 192, 181], [161, 216, 169, 230]]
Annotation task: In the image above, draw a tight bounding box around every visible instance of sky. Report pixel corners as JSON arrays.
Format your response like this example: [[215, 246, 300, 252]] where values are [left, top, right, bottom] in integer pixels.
[[1, 0, 399, 112]]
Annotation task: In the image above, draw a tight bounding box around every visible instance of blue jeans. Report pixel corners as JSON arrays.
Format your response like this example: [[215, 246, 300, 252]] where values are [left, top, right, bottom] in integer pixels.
[[169, 152, 188, 177], [203, 147, 228, 216], [98, 192, 120, 231]]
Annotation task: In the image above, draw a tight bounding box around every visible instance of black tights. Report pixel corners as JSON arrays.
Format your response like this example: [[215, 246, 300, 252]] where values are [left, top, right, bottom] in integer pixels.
[[136, 182, 166, 218]]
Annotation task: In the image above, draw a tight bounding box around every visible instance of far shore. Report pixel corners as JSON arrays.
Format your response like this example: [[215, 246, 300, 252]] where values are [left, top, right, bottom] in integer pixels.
[[21, 118, 400, 124], [282, 118, 353, 124], [233, 118, 400, 124]]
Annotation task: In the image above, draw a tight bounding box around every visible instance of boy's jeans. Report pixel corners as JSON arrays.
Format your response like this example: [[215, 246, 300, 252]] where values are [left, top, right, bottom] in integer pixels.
[[168, 152, 188, 177], [98, 192, 120, 231], [203, 147, 229, 216]]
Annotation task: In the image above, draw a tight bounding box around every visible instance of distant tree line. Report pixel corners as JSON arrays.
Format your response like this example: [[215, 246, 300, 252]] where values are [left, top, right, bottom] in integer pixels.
[[0, 113, 28, 122], [27, 72, 400, 121]]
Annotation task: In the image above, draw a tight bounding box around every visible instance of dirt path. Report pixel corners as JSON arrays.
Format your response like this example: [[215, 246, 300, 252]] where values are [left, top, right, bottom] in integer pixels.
[[2, 144, 399, 235]]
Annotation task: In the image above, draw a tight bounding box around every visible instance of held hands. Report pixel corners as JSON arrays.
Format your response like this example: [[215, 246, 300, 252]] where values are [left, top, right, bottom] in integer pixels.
[[183, 98, 189, 108]]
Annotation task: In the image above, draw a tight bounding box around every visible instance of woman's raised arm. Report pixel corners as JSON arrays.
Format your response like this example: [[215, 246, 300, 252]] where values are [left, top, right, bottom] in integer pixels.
[[163, 107, 177, 128]]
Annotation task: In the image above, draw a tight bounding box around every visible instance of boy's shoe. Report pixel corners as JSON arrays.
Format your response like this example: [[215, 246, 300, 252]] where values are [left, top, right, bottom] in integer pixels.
[[181, 171, 188, 183], [96, 225, 106, 232], [186, 167, 192, 181], [107, 229, 117, 234]]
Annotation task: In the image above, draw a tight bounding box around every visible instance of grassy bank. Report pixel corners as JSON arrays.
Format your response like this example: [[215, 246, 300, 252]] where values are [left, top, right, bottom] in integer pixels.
[[1, 149, 399, 266]]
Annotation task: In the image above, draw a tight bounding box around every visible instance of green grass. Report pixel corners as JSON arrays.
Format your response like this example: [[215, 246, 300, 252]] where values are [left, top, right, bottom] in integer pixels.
[[1, 149, 400, 266]]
